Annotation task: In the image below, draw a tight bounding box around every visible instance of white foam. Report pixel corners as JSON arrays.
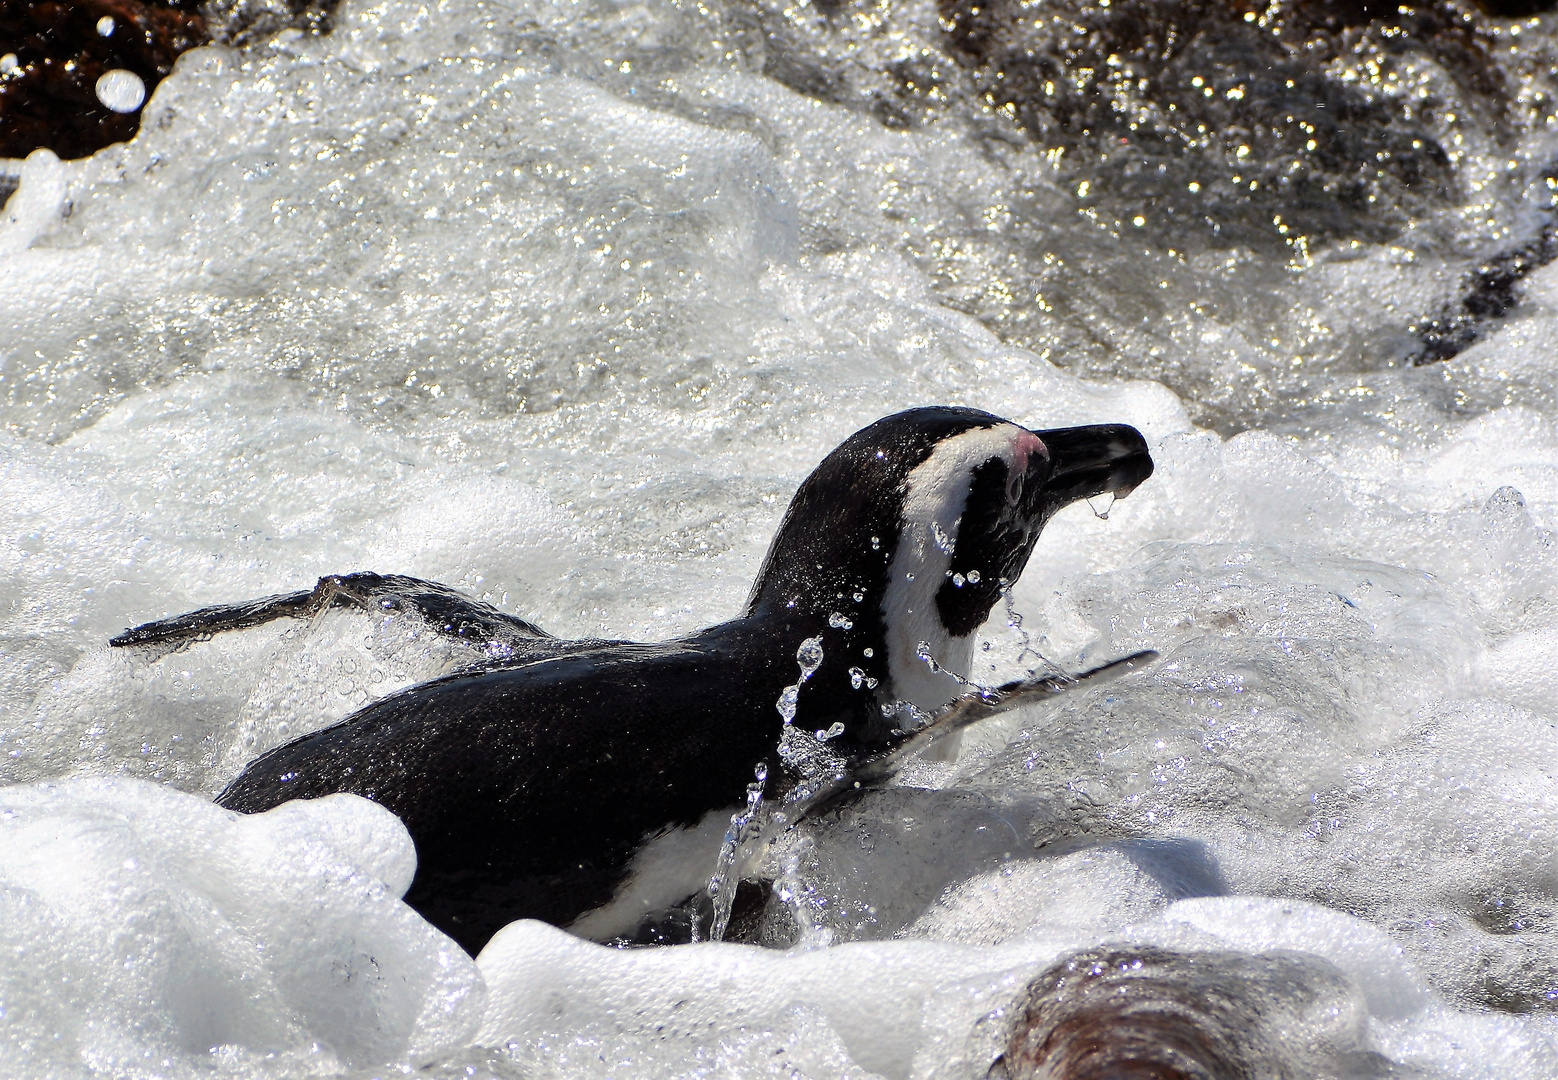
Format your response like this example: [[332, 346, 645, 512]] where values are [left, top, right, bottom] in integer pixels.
[[0, 779, 482, 1076]]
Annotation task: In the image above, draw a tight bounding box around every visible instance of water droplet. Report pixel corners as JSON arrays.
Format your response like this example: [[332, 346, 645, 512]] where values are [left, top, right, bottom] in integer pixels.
[[796, 635, 824, 677], [863, 647, 873, 658], [0, 54, 18, 75], [952, 573, 966, 587], [870, 536, 880, 550], [828, 612, 853, 630], [776, 636, 826, 724], [966, 569, 981, 584], [776, 684, 799, 725], [815, 722, 845, 742], [96, 15, 115, 35], [96, 69, 146, 113]]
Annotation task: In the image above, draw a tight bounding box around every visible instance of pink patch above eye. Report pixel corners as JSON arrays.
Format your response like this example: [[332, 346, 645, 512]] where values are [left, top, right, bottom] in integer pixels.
[[1004, 429, 1048, 502], [1011, 429, 1047, 471]]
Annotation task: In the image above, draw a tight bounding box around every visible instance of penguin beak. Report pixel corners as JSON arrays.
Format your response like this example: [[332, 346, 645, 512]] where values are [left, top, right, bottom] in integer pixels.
[[1031, 424, 1155, 513]]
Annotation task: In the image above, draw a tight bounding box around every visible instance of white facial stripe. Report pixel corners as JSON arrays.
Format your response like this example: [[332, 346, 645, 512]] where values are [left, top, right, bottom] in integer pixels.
[[882, 423, 1027, 712]]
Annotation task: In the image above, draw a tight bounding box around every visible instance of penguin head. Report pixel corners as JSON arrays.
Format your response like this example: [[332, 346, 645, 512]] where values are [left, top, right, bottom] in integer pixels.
[[745, 407, 1153, 745]]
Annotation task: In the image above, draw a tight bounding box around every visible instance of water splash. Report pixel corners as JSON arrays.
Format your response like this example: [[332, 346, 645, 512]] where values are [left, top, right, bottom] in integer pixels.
[[915, 639, 994, 697], [879, 697, 932, 737], [700, 635, 838, 940], [701, 761, 768, 943], [776, 635, 825, 726], [777, 726, 849, 804], [775, 634, 850, 809], [1003, 585, 1056, 679], [771, 833, 833, 951]]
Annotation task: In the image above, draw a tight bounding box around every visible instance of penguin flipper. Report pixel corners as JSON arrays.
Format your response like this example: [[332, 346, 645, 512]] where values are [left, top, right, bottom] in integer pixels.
[[866, 649, 1160, 783], [110, 571, 553, 652], [791, 650, 1160, 822]]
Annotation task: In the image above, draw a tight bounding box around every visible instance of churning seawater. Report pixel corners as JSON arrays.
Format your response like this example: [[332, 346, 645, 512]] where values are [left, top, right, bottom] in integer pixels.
[[3, 0, 1558, 1075]]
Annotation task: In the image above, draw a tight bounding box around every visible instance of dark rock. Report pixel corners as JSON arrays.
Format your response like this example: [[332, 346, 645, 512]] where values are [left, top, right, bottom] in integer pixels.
[[935, 0, 1506, 251], [992, 945, 1393, 1080], [1411, 219, 1558, 363], [0, 0, 338, 161], [743, 0, 1534, 253], [0, 0, 209, 160], [201, 0, 337, 46]]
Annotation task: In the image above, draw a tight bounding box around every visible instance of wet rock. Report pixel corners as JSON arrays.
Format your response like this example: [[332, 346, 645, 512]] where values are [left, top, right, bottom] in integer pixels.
[[743, 0, 1537, 253], [1411, 221, 1558, 363], [936, 0, 1513, 251], [0, 0, 209, 161], [0, 0, 337, 161], [993, 946, 1391, 1080], [201, 0, 336, 46], [1476, 0, 1558, 15]]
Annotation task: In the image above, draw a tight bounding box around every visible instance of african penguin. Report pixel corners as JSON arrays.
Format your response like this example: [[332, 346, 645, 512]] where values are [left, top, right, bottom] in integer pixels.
[[111, 407, 1154, 954]]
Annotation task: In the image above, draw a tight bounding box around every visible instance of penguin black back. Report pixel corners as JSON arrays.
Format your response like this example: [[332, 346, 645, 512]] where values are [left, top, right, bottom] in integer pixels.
[[116, 407, 1154, 954]]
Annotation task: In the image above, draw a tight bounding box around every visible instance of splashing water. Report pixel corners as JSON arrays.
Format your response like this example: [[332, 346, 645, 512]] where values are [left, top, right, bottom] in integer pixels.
[[696, 634, 846, 942], [772, 638, 848, 800], [704, 635, 851, 941], [914, 638, 994, 698], [701, 761, 768, 943], [1003, 585, 1058, 680], [777, 731, 849, 803], [775, 634, 826, 727], [770, 833, 833, 951]]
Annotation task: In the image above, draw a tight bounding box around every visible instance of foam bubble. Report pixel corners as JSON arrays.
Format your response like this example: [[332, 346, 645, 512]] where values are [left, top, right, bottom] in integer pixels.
[[94, 70, 145, 114]]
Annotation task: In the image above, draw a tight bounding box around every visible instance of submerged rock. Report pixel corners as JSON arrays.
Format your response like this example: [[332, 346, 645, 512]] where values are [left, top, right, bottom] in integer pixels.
[[996, 945, 1390, 1080]]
